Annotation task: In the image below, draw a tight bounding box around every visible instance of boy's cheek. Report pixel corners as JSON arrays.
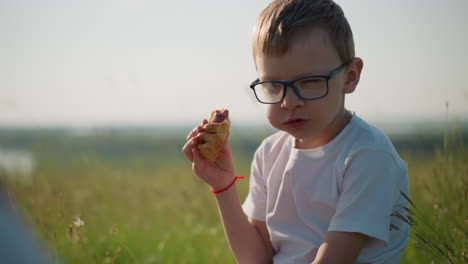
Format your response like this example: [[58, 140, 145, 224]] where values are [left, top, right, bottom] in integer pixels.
[[264, 105, 275, 121], [265, 106, 283, 128]]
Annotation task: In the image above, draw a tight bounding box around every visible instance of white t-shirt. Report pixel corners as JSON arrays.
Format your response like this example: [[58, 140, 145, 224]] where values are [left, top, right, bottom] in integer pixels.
[[242, 114, 410, 264]]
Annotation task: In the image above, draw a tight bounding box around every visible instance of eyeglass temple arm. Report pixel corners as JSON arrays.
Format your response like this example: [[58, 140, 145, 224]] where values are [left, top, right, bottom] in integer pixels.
[[250, 78, 260, 88]]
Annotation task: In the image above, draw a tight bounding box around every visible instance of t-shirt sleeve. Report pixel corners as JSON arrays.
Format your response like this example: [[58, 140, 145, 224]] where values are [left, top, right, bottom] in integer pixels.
[[328, 149, 405, 248], [242, 147, 268, 222]]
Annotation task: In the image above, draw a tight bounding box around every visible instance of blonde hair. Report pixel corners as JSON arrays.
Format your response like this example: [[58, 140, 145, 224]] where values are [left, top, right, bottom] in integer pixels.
[[253, 0, 355, 63]]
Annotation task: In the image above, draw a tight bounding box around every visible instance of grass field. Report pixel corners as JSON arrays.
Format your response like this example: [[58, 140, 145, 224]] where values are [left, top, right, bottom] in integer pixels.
[[1, 125, 466, 263]]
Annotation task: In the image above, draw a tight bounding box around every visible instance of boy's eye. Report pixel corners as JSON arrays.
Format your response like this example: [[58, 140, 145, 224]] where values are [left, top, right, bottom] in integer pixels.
[[260, 82, 282, 92], [296, 78, 325, 89], [295, 78, 327, 98]]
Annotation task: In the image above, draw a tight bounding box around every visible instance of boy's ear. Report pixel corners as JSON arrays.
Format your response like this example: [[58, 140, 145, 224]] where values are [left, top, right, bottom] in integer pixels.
[[343, 57, 364, 94]]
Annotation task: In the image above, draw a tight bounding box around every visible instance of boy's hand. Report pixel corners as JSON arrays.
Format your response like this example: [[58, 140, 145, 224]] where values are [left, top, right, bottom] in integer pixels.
[[182, 119, 236, 191]]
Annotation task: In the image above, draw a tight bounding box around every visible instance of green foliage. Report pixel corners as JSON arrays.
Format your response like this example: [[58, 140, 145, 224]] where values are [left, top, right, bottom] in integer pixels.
[[1, 126, 466, 263], [398, 125, 467, 264]]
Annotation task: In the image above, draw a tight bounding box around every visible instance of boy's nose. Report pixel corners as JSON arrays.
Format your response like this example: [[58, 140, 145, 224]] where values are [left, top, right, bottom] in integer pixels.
[[281, 86, 304, 110]]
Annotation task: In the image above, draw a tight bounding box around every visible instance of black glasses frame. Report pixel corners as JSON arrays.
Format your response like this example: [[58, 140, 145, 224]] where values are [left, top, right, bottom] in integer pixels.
[[250, 63, 349, 104]]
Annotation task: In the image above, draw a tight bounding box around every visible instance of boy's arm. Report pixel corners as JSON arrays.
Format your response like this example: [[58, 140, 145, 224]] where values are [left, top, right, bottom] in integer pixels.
[[214, 183, 275, 264], [249, 218, 275, 257], [182, 122, 274, 263], [311, 231, 368, 264]]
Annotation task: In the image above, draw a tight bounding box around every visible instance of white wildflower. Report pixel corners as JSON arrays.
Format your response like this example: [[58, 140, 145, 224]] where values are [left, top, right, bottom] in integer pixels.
[[73, 216, 85, 228]]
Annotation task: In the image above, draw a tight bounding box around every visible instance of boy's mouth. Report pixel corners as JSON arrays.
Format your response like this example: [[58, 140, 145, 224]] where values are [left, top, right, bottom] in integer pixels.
[[283, 118, 307, 128]]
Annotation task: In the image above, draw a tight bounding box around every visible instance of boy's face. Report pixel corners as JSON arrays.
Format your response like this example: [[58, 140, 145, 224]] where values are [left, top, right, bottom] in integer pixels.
[[255, 28, 360, 148]]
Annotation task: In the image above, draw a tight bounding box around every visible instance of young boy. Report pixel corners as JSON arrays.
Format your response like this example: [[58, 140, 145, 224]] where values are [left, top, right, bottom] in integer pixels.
[[183, 0, 410, 263]]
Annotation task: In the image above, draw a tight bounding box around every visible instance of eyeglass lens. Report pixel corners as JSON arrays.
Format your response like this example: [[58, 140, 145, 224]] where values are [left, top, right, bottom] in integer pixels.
[[254, 77, 327, 103]]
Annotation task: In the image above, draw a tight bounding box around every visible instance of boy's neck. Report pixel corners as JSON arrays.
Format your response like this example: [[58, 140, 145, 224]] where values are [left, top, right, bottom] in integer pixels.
[[294, 109, 353, 149]]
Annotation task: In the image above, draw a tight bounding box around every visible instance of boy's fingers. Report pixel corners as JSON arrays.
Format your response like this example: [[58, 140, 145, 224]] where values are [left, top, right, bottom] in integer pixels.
[[186, 126, 201, 141], [186, 119, 209, 140], [182, 141, 193, 162], [192, 146, 204, 170], [183, 119, 210, 166], [192, 147, 199, 163], [182, 137, 197, 162]]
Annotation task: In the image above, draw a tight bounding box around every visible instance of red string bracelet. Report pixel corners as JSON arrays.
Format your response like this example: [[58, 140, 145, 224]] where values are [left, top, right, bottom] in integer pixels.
[[210, 176, 245, 194]]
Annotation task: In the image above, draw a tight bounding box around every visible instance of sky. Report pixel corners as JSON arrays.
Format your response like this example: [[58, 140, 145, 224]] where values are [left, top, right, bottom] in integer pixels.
[[1, 0, 467, 128]]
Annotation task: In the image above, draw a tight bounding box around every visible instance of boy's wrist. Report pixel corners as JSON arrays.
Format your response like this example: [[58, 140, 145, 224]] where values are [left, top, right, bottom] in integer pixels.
[[212, 181, 240, 200], [210, 176, 236, 190], [210, 175, 241, 193], [210, 176, 245, 194]]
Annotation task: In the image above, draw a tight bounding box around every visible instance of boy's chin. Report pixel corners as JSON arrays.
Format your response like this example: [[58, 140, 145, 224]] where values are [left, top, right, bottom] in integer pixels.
[[284, 128, 319, 140], [293, 133, 328, 149], [272, 121, 322, 140]]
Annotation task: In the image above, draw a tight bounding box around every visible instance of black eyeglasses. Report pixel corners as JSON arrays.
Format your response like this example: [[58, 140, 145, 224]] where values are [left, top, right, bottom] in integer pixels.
[[250, 63, 348, 104]]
